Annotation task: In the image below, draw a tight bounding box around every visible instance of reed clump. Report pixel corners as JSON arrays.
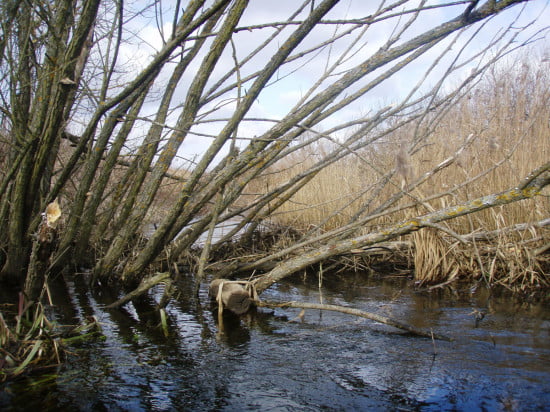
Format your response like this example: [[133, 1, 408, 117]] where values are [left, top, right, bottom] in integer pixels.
[[248, 51, 550, 295], [0, 293, 103, 382]]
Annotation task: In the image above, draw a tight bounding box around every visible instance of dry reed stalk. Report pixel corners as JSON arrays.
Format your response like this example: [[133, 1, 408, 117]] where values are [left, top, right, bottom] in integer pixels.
[[412, 228, 463, 286], [484, 231, 549, 294]]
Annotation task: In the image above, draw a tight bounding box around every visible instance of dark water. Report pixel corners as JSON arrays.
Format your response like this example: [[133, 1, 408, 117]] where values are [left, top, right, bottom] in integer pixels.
[[1, 271, 549, 411]]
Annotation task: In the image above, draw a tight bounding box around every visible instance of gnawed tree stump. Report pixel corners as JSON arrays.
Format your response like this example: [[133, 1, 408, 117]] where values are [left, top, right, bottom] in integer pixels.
[[24, 200, 62, 302], [209, 279, 256, 315]]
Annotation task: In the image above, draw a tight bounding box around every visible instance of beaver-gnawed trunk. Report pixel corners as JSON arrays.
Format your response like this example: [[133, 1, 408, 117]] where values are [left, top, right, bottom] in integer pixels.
[[209, 279, 254, 315]]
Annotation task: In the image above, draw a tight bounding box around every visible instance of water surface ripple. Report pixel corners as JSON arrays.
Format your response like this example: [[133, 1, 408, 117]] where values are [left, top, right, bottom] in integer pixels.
[[1, 273, 549, 411]]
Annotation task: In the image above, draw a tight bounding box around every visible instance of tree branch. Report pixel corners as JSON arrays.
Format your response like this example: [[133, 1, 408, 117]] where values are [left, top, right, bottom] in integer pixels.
[[257, 300, 452, 341]]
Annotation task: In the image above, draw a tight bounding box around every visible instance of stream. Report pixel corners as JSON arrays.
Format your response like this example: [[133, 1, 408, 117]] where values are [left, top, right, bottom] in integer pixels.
[[1, 271, 549, 411]]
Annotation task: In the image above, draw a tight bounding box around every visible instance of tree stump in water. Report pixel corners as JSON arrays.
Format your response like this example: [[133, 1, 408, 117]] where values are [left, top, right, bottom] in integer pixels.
[[208, 279, 254, 315]]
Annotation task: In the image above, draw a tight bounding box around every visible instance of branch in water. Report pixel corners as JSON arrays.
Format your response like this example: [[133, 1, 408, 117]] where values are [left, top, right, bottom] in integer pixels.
[[258, 300, 453, 341]]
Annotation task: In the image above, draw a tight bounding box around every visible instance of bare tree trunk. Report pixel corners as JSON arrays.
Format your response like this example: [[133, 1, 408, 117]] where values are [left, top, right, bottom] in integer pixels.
[[119, 0, 341, 282], [1, 0, 100, 282], [93, 0, 244, 282], [24, 201, 62, 301]]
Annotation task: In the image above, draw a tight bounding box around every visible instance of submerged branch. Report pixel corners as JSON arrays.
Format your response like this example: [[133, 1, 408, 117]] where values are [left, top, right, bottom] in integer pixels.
[[257, 300, 452, 341]]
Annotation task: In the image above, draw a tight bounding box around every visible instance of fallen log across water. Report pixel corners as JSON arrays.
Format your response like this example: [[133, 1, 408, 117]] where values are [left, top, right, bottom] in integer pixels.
[[252, 163, 550, 294], [257, 300, 453, 341]]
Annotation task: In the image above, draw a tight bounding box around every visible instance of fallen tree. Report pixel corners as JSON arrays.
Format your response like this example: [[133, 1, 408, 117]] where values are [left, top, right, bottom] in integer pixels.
[[111, 162, 549, 310], [1, 0, 548, 380], [1, 0, 548, 315], [3, 0, 547, 289], [251, 162, 550, 293]]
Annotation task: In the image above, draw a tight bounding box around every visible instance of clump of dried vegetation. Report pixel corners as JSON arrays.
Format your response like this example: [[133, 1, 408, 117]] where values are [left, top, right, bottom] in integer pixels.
[[0, 293, 102, 382], [245, 53, 550, 297]]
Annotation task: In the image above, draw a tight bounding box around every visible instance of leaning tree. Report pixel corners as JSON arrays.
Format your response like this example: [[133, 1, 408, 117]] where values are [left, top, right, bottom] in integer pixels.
[[0, 0, 548, 305]]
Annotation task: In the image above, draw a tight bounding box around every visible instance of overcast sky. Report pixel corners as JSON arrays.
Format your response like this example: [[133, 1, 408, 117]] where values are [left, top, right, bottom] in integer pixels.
[[113, 0, 549, 167]]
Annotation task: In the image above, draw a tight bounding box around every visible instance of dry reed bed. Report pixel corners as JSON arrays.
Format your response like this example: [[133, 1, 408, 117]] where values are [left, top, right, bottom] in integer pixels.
[[246, 55, 550, 296]]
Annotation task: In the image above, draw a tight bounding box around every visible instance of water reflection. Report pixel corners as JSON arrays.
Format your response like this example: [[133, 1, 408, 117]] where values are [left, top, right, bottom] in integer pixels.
[[1, 271, 549, 411]]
